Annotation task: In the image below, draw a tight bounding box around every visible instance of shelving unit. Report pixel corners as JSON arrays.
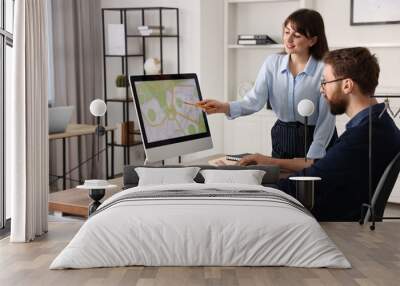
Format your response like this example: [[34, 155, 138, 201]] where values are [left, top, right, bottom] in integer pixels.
[[101, 7, 180, 173], [223, 0, 309, 155]]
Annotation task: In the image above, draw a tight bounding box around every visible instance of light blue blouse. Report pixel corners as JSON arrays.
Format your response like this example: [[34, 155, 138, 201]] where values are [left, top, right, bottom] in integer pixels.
[[228, 53, 336, 159]]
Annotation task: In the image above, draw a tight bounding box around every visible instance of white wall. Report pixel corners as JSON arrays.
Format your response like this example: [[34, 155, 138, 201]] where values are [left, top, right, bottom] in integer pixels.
[[316, 0, 400, 45], [316, 0, 400, 89]]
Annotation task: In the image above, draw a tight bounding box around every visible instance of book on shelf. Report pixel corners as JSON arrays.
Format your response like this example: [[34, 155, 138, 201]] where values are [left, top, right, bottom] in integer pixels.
[[117, 121, 137, 145], [139, 29, 165, 36], [138, 25, 165, 30], [138, 25, 166, 36], [237, 39, 276, 45], [237, 34, 277, 45], [139, 30, 152, 36]]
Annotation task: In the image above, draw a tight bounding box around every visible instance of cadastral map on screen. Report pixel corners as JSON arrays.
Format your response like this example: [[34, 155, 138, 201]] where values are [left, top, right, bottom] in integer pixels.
[[135, 79, 207, 143]]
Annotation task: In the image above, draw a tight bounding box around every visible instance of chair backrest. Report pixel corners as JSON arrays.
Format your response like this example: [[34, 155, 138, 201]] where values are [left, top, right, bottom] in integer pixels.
[[364, 151, 400, 223]]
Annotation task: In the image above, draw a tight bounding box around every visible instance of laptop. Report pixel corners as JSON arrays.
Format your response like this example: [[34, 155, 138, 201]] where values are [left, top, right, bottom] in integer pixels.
[[48, 106, 74, 134]]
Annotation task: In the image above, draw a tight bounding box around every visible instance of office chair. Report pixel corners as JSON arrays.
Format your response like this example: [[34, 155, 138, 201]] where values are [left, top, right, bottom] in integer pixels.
[[360, 151, 400, 230]]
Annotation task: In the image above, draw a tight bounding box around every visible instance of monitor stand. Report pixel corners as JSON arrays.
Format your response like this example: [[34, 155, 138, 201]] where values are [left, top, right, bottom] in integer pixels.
[[143, 157, 181, 166]]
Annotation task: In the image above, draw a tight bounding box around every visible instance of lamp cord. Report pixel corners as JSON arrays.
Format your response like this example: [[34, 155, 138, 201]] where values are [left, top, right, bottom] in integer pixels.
[[304, 116, 308, 162]]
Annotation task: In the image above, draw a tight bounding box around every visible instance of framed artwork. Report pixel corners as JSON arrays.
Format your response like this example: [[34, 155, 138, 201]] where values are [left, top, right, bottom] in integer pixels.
[[351, 0, 400, 25]]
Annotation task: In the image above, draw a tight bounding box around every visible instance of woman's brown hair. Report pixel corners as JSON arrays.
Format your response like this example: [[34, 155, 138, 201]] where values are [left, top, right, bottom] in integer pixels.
[[284, 9, 329, 60]]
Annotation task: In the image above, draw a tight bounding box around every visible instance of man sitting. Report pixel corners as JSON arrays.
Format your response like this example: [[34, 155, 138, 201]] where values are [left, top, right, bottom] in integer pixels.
[[239, 47, 400, 221]]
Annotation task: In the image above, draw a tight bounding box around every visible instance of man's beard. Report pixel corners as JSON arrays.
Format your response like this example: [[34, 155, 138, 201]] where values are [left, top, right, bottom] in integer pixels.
[[329, 94, 348, 115]]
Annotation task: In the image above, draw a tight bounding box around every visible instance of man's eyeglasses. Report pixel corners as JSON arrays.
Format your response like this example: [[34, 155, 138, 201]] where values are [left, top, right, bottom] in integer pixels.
[[320, 78, 346, 89]]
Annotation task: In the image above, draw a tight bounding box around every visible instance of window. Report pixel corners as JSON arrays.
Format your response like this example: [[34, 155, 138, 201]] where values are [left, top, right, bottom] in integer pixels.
[[5, 0, 13, 33], [1, 0, 14, 230]]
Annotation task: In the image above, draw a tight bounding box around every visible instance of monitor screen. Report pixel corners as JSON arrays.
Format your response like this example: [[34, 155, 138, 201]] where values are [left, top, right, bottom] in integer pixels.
[[130, 73, 213, 162]]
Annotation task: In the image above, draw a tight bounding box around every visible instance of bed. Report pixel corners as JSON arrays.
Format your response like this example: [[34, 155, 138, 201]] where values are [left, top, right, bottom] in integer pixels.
[[50, 165, 350, 269]]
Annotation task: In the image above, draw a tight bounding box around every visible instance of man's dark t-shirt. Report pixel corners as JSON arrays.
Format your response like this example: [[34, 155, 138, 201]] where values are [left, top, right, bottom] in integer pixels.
[[278, 103, 400, 221]]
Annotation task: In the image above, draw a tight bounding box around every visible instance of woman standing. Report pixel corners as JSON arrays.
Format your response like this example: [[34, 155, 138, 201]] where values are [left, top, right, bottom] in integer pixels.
[[200, 9, 337, 159]]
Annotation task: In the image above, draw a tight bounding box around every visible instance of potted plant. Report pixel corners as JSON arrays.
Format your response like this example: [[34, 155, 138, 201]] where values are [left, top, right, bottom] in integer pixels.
[[115, 74, 128, 99]]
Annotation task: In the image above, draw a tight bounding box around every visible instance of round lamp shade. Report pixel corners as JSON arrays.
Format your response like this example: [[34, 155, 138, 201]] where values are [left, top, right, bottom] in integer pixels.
[[90, 99, 107, 117], [297, 99, 315, 117]]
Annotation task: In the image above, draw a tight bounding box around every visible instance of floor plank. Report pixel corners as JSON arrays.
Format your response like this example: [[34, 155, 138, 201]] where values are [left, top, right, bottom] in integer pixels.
[[1, 220, 400, 286]]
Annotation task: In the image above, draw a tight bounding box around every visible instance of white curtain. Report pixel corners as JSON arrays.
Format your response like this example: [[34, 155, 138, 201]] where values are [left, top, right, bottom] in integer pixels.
[[49, 0, 103, 190], [8, 0, 49, 242]]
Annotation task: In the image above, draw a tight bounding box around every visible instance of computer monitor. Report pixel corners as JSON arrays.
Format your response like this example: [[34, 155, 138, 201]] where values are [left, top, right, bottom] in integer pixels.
[[129, 73, 213, 163]]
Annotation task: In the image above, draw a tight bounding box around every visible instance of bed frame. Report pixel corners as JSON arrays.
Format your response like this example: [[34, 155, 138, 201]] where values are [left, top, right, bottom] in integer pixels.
[[123, 164, 280, 189]]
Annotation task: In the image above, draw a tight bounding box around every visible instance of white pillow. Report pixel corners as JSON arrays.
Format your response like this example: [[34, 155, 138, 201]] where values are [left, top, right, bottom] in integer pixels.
[[200, 169, 266, 185], [135, 167, 201, 186]]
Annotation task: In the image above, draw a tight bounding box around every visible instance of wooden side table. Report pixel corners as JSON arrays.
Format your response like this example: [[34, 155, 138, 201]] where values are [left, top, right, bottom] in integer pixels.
[[77, 182, 117, 215], [49, 185, 121, 218], [289, 176, 321, 210]]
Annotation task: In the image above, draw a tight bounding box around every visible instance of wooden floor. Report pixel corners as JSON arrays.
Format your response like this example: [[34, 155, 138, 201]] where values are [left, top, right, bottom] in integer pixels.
[[1, 220, 400, 286]]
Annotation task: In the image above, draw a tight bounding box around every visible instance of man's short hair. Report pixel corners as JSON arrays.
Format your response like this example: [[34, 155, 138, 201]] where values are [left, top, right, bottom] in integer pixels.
[[323, 47, 380, 95]]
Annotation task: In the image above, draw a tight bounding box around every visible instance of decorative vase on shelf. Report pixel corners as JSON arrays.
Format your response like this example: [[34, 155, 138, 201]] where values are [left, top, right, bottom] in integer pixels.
[[144, 58, 161, 75]]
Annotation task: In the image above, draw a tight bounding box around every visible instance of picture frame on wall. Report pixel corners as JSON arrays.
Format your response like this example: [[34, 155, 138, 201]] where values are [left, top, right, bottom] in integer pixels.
[[351, 0, 400, 26]]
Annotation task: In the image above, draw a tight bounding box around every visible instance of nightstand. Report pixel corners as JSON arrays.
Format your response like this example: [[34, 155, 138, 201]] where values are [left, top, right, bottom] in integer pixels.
[[77, 180, 117, 215]]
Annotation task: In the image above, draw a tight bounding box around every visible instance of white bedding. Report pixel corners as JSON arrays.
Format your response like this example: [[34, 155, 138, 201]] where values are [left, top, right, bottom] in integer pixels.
[[50, 183, 351, 269]]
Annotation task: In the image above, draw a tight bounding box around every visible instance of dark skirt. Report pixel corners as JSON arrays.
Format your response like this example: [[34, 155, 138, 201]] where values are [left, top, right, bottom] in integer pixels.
[[271, 119, 338, 159]]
